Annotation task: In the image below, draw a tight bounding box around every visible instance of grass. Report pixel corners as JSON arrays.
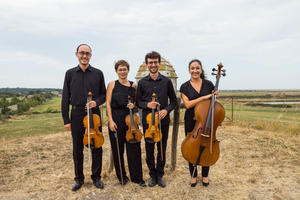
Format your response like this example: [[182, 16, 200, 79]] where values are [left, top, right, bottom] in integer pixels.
[[221, 100, 300, 134], [1, 90, 300, 140], [30, 97, 61, 113], [0, 97, 108, 140], [0, 113, 64, 140]]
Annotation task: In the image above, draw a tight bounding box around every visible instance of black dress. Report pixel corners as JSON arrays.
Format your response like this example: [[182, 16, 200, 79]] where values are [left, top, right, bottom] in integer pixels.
[[108, 80, 144, 184], [180, 79, 214, 178]]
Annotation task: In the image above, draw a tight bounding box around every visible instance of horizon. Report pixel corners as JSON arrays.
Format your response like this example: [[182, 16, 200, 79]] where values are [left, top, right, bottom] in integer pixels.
[[1, 87, 300, 91]]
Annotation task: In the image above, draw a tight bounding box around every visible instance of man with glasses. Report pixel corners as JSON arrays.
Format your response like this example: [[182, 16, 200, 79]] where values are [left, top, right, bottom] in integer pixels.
[[61, 44, 106, 191], [136, 51, 177, 187]]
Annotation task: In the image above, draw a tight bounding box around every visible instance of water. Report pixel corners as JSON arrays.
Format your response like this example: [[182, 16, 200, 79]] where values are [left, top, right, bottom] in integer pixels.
[[262, 101, 300, 105]]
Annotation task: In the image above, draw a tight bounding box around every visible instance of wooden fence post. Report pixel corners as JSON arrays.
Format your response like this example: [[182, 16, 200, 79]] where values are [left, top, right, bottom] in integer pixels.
[[108, 151, 114, 173], [171, 97, 181, 171]]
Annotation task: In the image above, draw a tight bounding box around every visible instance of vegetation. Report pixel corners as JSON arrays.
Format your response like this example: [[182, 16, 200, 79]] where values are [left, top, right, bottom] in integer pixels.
[[0, 88, 59, 117], [0, 89, 299, 140]]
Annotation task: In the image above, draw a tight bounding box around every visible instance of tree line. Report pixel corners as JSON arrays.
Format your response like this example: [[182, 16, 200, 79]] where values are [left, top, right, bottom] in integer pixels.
[[0, 89, 58, 116]]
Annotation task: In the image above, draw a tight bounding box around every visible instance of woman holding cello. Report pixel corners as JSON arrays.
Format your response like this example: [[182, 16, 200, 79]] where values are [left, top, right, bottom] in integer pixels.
[[180, 59, 219, 187], [106, 60, 146, 187]]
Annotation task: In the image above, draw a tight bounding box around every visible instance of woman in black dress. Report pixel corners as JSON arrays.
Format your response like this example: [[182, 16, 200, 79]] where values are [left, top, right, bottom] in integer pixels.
[[180, 59, 218, 187], [106, 60, 146, 187]]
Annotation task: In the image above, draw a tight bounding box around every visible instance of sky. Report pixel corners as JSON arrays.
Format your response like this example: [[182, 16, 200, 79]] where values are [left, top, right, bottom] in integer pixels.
[[0, 0, 299, 90]]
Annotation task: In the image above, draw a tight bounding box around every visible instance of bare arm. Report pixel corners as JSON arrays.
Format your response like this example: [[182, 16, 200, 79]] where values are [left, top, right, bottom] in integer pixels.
[[181, 93, 213, 109], [106, 81, 117, 131]]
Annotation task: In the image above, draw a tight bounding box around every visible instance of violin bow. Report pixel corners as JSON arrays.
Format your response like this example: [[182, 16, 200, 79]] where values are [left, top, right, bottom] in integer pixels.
[[114, 130, 124, 185], [86, 96, 91, 164], [157, 104, 164, 162]]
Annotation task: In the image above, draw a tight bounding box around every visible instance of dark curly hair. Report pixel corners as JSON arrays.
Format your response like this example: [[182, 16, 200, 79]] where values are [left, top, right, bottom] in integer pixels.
[[145, 51, 161, 64]]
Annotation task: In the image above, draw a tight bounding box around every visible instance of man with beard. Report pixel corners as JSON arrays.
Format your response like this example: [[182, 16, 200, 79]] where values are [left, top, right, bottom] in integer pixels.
[[61, 44, 106, 191], [136, 51, 177, 187]]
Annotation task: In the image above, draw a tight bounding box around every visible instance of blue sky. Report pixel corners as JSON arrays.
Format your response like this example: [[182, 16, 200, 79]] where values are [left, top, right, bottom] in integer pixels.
[[0, 0, 299, 90]]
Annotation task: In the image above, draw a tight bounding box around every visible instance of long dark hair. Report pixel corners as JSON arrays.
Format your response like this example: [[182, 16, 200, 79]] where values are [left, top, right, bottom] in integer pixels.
[[188, 59, 206, 79]]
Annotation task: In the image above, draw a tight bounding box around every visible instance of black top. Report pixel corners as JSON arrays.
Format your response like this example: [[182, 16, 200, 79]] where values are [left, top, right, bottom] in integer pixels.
[[61, 65, 106, 124], [137, 73, 177, 124], [111, 80, 135, 110], [180, 79, 214, 133]]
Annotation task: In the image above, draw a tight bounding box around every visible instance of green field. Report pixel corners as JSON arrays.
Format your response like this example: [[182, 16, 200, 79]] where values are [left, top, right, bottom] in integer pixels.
[[1, 90, 300, 140]]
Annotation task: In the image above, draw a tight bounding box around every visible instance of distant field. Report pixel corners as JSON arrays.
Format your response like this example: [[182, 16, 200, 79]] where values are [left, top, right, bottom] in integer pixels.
[[0, 97, 107, 140], [30, 97, 61, 113], [221, 90, 300, 134], [1, 90, 300, 140]]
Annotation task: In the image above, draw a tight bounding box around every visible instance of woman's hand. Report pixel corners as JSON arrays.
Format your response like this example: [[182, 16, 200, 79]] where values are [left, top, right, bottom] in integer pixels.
[[109, 120, 118, 132]]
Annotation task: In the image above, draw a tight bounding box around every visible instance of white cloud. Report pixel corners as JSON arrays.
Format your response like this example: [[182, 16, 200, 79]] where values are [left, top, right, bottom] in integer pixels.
[[0, 0, 299, 89]]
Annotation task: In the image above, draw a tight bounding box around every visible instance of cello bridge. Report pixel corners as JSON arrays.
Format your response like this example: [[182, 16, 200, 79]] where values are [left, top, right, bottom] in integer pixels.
[[201, 133, 210, 138]]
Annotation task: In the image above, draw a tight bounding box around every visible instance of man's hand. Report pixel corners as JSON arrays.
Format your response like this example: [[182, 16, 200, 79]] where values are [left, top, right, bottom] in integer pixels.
[[86, 100, 97, 109], [127, 102, 135, 109], [147, 102, 160, 109], [64, 123, 71, 131], [158, 109, 168, 120]]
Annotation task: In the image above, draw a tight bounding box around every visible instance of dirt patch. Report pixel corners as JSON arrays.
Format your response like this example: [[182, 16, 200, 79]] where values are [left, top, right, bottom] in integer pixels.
[[0, 125, 299, 200]]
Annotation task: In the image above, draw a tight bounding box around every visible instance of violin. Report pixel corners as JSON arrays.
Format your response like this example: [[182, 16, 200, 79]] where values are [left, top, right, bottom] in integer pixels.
[[83, 92, 104, 149], [181, 63, 226, 166], [144, 93, 161, 143], [125, 96, 142, 143]]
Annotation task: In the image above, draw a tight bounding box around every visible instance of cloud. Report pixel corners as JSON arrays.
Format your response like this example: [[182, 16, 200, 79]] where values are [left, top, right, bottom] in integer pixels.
[[0, 0, 299, 89]]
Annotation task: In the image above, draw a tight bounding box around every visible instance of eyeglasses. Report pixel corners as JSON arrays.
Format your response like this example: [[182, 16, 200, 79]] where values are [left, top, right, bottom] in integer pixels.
[[148, 61, 159, 65], [77, 51, 91, 56]]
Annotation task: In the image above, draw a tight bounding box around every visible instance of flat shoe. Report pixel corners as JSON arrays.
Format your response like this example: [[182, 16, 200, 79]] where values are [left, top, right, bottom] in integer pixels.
[[202, 181, 209, 187], [191, 181, 197, 187]]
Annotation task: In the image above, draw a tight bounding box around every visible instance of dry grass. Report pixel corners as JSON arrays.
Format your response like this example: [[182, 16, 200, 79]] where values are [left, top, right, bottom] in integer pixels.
[[0, 125, 299, 200]]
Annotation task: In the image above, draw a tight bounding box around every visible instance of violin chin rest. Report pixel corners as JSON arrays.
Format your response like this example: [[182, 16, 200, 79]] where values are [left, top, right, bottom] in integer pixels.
[[145, 138, 155, 143], [127, 139, 138, 144]]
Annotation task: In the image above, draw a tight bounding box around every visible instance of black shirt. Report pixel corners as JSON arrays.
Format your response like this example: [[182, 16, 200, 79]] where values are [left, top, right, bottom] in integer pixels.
[[61, 65, 106, 125], [180, 79, 214, 133], [111, 80, 135, 110], [136, 73, 177, 124]]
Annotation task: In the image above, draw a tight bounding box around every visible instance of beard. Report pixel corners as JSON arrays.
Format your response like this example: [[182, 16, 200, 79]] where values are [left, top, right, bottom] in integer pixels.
[[149, 67, 158, 74]]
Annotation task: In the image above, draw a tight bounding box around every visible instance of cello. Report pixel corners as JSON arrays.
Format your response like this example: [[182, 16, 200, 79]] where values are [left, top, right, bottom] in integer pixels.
[[125, 96, 143, 143], [83, 92, 104, 149], [181, 63, 226, 167]]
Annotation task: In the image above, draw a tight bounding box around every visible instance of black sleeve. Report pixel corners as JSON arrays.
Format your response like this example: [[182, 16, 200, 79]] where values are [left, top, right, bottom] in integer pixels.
[[136, 80, 148, 109], [165, 79, 177, 113], [95, 71, 106, 106], [61, 71, 71, 125], [180, 82, 187, 95]]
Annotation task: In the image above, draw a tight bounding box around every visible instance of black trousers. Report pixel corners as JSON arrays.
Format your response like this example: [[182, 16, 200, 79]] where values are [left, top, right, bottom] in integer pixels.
[[71, 107, 102, 182], [143, 123, 169, 178], [189, 163, 209, 178], [109, 110, 144, 183]]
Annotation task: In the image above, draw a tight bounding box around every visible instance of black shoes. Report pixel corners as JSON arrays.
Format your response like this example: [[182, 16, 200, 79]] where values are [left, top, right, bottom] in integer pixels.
[[148, 177, 166, 187], [72, 181, 84, 191], [202, 181, 209, 187], [148, 177, 157, 187], [157, 177, 166, 188], [139, 180, 146, 187], [191, 181, 197, 187], [119, 177, 129, 185], [93, 179, 104, 189]]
